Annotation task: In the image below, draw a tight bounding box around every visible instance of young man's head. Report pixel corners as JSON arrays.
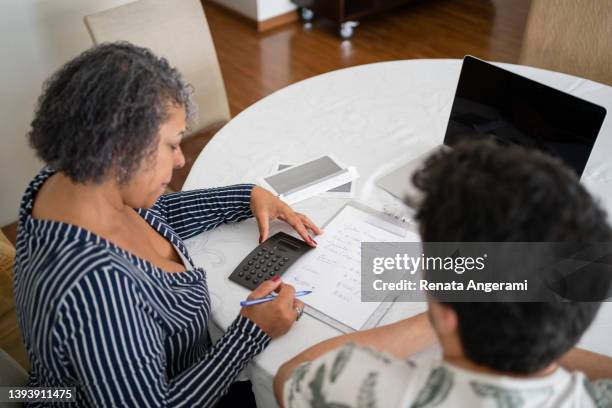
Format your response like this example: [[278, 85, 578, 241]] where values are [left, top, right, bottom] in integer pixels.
[[411, 141, 612, 374]]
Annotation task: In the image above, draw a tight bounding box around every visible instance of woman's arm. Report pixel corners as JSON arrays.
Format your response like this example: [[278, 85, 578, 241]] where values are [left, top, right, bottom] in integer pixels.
[[559, 348, 612, 380], [273, 312, 437, 404], [58, 264, 270, 407], [152, 184, 255, 240]]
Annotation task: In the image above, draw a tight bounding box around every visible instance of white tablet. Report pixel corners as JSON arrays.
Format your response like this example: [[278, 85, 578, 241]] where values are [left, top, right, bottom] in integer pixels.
[[260, 154, 358, 204], [273, 163, 355, 199]]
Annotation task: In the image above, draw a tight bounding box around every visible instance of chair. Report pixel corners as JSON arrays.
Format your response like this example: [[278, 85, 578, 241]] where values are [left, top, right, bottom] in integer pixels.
[[519, 0, 612, 86], [0, 230, 29, 381], [84, 0, 231, 190], [0, 347, 27, 387]]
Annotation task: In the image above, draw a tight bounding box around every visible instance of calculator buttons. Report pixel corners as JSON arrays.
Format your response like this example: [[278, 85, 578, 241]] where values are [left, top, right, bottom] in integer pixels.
[[229, 232, 313, 291]]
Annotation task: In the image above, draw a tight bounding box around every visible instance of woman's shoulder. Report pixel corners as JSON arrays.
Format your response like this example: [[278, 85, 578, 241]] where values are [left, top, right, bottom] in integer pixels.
[[14, 226, 144, 316]]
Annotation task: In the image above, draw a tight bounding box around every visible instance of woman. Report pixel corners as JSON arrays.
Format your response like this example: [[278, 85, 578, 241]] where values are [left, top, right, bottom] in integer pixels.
[[14, 42, 320, 407]]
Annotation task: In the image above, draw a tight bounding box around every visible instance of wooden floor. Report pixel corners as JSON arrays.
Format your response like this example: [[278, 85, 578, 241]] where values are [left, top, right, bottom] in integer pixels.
[[204, 0, 531, 116], [1, 0, 531, 243]]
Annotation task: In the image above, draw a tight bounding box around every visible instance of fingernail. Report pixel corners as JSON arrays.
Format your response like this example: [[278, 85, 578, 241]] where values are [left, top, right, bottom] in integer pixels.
[[311, 239, 318, 246], [272, 275, 281, 282]]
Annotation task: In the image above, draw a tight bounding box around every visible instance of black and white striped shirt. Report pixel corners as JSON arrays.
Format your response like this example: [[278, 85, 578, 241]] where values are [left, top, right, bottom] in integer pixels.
[[14, 168, 270, 407]]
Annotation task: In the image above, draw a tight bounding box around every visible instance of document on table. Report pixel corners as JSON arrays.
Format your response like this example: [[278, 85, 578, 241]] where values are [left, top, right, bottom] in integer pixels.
[[282, 203, 421, 331]]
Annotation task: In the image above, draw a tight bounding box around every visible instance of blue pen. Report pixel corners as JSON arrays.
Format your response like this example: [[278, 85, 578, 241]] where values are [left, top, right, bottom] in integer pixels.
[[240, 290, 312, 307]]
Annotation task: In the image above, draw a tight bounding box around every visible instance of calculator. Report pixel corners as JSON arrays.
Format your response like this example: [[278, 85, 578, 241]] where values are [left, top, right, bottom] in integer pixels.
[[228, 232, 313, 290]]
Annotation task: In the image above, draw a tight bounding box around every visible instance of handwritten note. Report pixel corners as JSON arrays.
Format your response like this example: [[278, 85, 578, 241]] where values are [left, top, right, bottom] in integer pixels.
[[282, 205, 420, 330]]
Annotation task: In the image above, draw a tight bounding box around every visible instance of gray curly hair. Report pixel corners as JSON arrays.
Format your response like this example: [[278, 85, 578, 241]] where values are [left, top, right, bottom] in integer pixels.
[[28, 42, 195, 184]]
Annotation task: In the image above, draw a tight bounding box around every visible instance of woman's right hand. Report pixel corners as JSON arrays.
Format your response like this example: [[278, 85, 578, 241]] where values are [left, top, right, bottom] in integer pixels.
[[240, 278, 302, 339]]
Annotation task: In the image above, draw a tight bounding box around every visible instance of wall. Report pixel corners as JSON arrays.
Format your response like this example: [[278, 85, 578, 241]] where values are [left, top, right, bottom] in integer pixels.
[[0, 0, 134, 225], [208, 0, 258, 20], [210, 0, 296, 21], [257, 0, 296, 21]]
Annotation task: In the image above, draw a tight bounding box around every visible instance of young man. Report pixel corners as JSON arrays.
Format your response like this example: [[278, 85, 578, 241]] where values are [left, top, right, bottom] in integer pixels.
[[274, 142, 612, 407]]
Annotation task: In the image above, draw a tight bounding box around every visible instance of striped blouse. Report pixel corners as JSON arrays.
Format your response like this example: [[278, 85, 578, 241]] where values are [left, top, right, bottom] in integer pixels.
[[14, 168, 271, 407]]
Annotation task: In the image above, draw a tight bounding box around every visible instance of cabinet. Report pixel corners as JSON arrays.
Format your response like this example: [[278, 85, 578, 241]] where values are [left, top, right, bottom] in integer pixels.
[[291, 0, 418, 39]]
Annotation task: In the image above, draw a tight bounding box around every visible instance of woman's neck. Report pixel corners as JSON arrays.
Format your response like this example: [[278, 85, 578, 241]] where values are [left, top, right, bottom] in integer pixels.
[[33, 172, 131, 232]]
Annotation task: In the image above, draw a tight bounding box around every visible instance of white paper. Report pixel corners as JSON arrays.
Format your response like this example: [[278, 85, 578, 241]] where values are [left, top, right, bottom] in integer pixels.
[[283, 205, 421, 330]]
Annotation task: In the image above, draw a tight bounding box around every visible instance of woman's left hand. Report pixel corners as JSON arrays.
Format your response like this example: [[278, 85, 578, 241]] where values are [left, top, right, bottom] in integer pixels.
[[250, 186, 322, 247]]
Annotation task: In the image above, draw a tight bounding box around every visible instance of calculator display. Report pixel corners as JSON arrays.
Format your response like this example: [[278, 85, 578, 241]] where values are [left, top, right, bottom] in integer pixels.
[[278, 240, 298, 251]]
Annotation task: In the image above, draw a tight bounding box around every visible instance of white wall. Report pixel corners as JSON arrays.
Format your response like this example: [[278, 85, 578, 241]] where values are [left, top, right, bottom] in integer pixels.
[[210, 0, 296, 21], [209, 0, 258, 20], [257, 0, 296, 21], [0, 0, 134, 225]]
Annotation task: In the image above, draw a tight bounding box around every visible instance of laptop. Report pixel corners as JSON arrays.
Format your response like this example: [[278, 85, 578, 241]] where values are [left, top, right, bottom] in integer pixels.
[[376, 56, 607, 206]]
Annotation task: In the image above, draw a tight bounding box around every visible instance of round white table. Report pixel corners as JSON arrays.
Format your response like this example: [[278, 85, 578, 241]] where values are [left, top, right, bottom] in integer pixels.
[[182, 59, 612, 407]]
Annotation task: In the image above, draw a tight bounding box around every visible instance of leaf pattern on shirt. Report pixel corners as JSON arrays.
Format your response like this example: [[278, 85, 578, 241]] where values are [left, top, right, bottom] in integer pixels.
[[584, 378, 612, 408], [357, 371, 378, 408], [331, 343, 355, 383], [410, 366, 454, 408], [309, 363, 351, 408], [360, 346, 393, 364], [470, 381, 553, 408], [288, 362, 312, 408]]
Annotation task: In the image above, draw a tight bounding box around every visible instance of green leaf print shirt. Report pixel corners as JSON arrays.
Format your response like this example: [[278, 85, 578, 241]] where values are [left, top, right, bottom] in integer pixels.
[[283, 343, 612, 408]]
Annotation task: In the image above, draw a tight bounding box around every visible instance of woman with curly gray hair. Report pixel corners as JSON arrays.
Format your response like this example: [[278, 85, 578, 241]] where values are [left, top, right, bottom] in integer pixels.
[[14, 42, 320, 407]]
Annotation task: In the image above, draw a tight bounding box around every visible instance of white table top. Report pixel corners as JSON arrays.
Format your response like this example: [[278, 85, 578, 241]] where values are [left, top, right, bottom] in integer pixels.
[[182, 59, 612, 405]]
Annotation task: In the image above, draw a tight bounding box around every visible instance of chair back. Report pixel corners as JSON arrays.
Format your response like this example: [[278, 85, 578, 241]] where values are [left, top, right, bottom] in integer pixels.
[[85, 0, 231, 131], [519, 0, 612, 85]]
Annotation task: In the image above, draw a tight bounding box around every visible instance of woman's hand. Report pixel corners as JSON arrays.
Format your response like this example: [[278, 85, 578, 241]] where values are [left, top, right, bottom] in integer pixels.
[[250, 186, 322, 247], [240, 278, 304, 339]]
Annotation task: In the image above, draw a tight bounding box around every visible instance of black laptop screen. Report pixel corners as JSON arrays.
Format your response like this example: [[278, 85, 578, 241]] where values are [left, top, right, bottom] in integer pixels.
[[443, 56, 607, 176]]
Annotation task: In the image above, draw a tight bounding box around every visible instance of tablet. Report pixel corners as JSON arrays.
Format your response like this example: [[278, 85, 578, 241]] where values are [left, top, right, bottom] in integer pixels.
[[274, 163, 355, 198], [260, 154, 357, 204]]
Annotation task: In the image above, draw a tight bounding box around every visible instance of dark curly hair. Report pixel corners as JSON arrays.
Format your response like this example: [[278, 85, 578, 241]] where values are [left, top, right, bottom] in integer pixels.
[[28, 42, 195, 184], [412, 141, 612, 374]]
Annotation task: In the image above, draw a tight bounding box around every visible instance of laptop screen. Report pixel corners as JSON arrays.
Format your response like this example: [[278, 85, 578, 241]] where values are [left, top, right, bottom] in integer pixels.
[[443, 56, 607, 176]]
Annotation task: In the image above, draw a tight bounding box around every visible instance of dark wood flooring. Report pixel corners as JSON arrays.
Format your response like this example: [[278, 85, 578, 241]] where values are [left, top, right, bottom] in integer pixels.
[[205, 0, 531, 116], [1, 0, 531, 243]]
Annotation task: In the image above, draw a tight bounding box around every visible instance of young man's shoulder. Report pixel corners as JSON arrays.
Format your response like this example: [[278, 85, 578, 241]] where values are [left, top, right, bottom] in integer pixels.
[[283, 343, 612, 408], [282, 343, 435, 408]]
